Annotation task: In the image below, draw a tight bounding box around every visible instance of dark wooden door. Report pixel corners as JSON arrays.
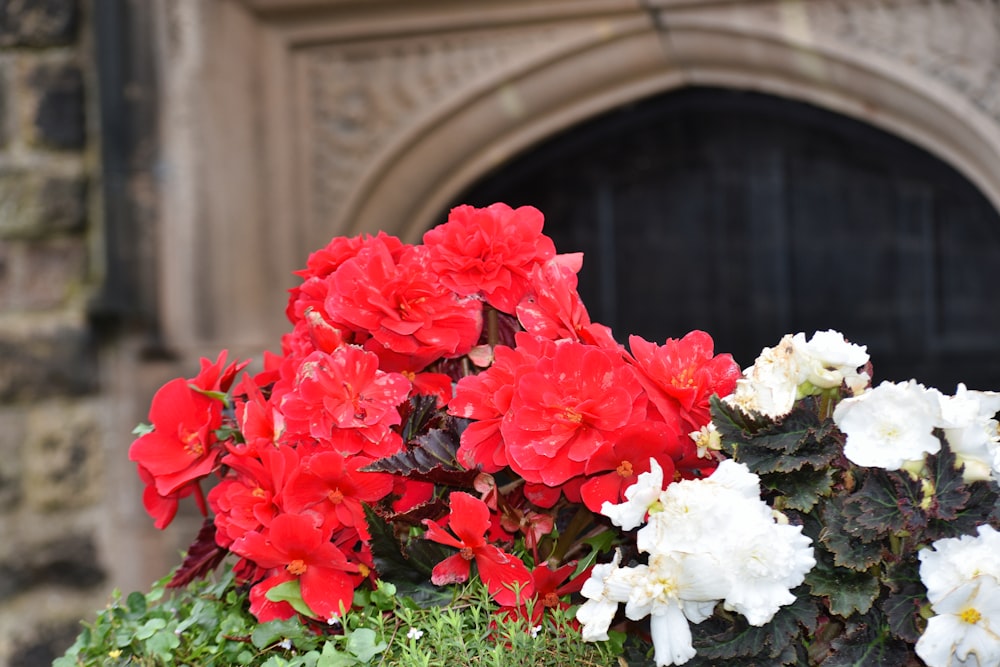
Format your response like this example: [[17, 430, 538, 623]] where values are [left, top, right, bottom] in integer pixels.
[[449, 88, 1000, 391]]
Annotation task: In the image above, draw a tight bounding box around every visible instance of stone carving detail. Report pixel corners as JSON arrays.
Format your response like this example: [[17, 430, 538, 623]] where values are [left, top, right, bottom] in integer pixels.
[[305, 25, 579, 232], [806, 0, 1000, 124]]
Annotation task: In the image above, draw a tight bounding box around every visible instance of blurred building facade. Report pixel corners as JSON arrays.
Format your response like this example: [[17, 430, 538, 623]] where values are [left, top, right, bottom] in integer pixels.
[[1, 0, 999, 663]]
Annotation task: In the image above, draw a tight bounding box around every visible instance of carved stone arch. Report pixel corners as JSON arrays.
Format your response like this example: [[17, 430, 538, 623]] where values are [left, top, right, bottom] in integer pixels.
[[338, 1, 1000, 242], [149, 0, 1000, 354]]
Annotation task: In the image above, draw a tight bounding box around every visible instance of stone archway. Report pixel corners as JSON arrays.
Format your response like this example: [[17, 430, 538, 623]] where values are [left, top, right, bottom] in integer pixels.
[[151, 0, 1000, 356]]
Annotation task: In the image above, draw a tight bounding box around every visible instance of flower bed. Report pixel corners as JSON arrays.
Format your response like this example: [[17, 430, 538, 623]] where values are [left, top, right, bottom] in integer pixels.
[[60, 203, 1000, 666]]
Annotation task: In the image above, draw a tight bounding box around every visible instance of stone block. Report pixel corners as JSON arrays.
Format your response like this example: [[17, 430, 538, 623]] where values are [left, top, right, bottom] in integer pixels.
[[23, 401, 103, 511], [0, 408, 24, 511], [9, 621, 81, 667], [0, 0, 78, 48], [25, 61, 84, 150], [0, 531, 104, 602], [0, 325, 97, 401], [0, 236, 88, 310], [0, 169, 86, 238]]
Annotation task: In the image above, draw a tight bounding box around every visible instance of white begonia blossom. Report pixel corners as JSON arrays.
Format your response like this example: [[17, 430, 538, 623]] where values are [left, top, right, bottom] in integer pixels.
[[917, 526, 1000, 667], [833, 380, 943, 470], [915, 576, 1000, 667], [919, 526, 1000, 605], [727, 334, 802, 418], [720, 520, 815, 626], [601, 457, 666, 531], [726, 330, 869, 419], [576, 550, 633, 642], [791, 329, 870, 393], [936, 384, 1000, 483], [583, 459, 815, 666]]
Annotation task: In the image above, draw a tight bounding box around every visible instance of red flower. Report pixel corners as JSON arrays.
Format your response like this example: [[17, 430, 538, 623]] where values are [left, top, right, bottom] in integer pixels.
[[497, 562, 587, 627], [129, 377, 224, 497], [502, 340, 647, 486], [422, 492, 534, 607], [279, 347, 410, 457], [628, 331, 740, 431], [326, 239, 482, 372], [423, 203, 556, 312], [283, 452, 395, 536], [234, 512, 360, 621], [451, 344, 537, 472], [516, 257, 617, 348], [578, 422, 680, 513]]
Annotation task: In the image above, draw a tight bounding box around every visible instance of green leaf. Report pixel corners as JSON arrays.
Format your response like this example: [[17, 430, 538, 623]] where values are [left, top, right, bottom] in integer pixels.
[[767, 466, 836, 513], [144, 624, 181, 660], [345, 628, 387, 662], [848, 470, 921, 535], [572, 529, 617, 579], [251, 618, 310, 650], [819, 499, 884, 571], [265, 579, 316, 618], [806, 553, 880, 618], [135, 617, 167, 640], [821, 615, 913, 666], [693, 591, 818, 663]]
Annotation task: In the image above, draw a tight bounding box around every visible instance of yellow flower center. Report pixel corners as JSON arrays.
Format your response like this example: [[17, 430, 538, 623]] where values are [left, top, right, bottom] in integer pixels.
[[328, 488, 345, 504], [287, 559, 308, 575], [961, 607, 982, 625], [616, 460, 634, 477]]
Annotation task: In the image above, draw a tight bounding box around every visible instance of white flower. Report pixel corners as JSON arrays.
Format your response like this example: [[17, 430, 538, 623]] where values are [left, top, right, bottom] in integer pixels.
[[601, 458, 665, 531], [530, 624, 542, 638], [916, 576, 1000, 667], [591, 460, 814, 665], [623, 555, 726, 666], [833, 380, 943, 470], [720, 521, 815, 626], [726, 330, 870, 419], [937, 384, 1000, 483], [406, 627, 424, 641], [917, 526, 1000, 667], [576, 550, 630, 642], [919, 526, 1000, 604], [791, 329, 869, 393], [727, 334, 801, 418], [689, 423, 721, 459]]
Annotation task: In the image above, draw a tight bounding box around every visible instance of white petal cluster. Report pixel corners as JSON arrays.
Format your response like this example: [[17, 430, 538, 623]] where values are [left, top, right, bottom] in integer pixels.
[[578, 460, 815, 666], [833, 380, 943, 470], [936, 385, 1000, 484], [727, 330, 869, 418], [834, 381, 1000, 477], [917, 526, 1000, 667]]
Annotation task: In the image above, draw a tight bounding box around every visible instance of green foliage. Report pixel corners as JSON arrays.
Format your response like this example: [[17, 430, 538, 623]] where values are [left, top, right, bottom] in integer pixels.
[[56, 562, 623, 667]]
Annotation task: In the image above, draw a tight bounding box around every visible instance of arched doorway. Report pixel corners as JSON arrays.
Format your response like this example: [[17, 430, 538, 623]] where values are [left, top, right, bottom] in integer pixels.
[[449, 87, 1000, 391]]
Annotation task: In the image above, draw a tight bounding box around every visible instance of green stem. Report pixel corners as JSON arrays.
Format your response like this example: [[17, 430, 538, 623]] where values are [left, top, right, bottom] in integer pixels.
[[548, 506, 593, 565]]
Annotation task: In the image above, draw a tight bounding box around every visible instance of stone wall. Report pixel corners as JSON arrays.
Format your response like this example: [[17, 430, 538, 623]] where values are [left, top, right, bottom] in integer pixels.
[[0, 1, 108, 664]]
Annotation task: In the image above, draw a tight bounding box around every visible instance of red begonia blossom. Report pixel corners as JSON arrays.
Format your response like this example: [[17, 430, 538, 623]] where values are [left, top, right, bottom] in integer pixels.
[[283, 452, 395, 536], [422, 203, 556, 312], [249, 570, 298, 623], [129, 377, 225, 497], [451, 343, 536, 472], [578, 422, 680, 513], [129, 351, 246, 520], [279, 347, 410, 457], [516, 257, 617, 349], [502, 340, 647, 487], [234, 512, 360, 621], [209, 445, 302, 547], [422, 492, 534, 607], [628, 331, 740, 431], [326, 239, 482, 372], [497, 562, 588, 627]]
